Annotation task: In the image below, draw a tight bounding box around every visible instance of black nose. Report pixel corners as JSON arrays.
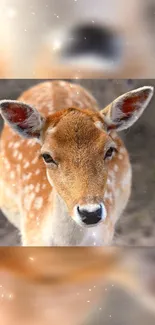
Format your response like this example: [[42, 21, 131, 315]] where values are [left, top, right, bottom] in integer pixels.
[[77, 205, 102, 226], [61, 24, 122, 62]]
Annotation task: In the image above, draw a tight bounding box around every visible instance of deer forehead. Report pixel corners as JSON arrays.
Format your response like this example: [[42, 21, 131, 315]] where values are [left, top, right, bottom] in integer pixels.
[[43, 110, 108, 150]]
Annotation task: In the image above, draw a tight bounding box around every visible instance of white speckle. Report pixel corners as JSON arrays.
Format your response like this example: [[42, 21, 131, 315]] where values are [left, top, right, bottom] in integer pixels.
[[42, 184, 46, 189], [18, 153, 22, 160], [114, 164, 119, 172], [13, 150, 18, 158], [23, 173, 32, 181], [14, 142, 20, 149], [33, 197, 43, 210], [32, 157, 38, 164], [8, 293, 14, 300], [27, 139, 36, 147], [35, 183, 40, 193], [29, 257, 34, 261], [24, 192, 35, 210], [24, 161, 30, 169], [87, 300, 90, 303], [6, 162, 10, 170], [8, 142, 13, 148], [10, 171, 15, 179], [118, 154, 123, 160], [24, 185, 30, 194], [29, 184, 34, 191], [35, 169, 40, 175]]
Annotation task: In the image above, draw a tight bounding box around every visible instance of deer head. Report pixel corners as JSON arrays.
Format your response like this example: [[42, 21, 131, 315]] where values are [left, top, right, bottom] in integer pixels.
[[0, 86, 153, 228]]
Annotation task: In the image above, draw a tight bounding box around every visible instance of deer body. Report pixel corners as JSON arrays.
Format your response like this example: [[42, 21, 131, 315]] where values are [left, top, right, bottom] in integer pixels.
[[0, 81, 153, 246]]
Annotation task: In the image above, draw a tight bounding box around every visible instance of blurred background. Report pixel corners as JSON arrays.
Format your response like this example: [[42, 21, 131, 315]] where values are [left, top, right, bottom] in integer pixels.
[[0, 78, 155, 246], [0, 247, 155, 325], [0, 0, 155, 78]]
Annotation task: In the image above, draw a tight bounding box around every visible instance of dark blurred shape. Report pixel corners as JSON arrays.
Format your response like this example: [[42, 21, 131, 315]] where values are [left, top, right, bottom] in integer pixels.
[[61, 24, 122, 68]]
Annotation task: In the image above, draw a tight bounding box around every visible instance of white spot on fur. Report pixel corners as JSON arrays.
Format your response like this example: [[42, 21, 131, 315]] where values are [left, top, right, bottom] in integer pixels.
[[14, 142, 20, 149], [35, 183, 40, 193], [32, 156, 38, 164], [10, 171, 15, 179], [13, 150, 18, 158], [118, 154, 123, 160], [18, 153, 22, 160], [29, 184, 34, 191], [35, 169, 40, 175], [24, 192, 35, 210], [42, 184, 46, 189], [33, 197, 43, 210], [24, 161, 30, 169], [23, 173, 32, 181], [6, 162, 10, 170], [8, 142, 13, 148], [27, 139, 36, 146]]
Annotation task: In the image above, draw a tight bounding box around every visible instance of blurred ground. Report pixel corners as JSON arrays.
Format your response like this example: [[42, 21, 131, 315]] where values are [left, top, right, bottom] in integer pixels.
[[0, 79, 155, 246]]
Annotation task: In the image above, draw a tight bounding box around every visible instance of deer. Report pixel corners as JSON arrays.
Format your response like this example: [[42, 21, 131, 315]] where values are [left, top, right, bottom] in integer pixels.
[[0, 81, 154, 246], [0, 247, 155, 325]]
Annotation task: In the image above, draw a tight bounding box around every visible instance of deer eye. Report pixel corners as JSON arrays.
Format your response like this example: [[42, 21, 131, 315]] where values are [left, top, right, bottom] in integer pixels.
[[104, 147, 116, 160], [41, 153, 57, 165]]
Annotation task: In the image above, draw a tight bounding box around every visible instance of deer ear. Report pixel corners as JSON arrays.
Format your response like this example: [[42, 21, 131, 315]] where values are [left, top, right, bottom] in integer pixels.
[[100, 86, 154, 132], [0, 100, 45, 140]]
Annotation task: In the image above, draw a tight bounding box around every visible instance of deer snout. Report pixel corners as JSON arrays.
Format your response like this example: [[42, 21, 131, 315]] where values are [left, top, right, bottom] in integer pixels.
[[74, 203, 107, 227]]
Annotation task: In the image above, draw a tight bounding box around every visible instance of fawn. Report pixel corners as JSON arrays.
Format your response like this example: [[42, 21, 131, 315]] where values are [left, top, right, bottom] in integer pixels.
[[0, 81, 154, 246]]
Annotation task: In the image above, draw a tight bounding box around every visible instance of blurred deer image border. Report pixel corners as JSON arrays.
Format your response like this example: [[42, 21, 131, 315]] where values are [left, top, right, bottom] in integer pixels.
[[0, 0, 155, 79], [0, 80, 154, 246], [0, 247, 155, 325]]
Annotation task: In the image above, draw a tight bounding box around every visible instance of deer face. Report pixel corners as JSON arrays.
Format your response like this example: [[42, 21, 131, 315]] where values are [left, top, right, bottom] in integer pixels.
[[0, 86, 153, 227]]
